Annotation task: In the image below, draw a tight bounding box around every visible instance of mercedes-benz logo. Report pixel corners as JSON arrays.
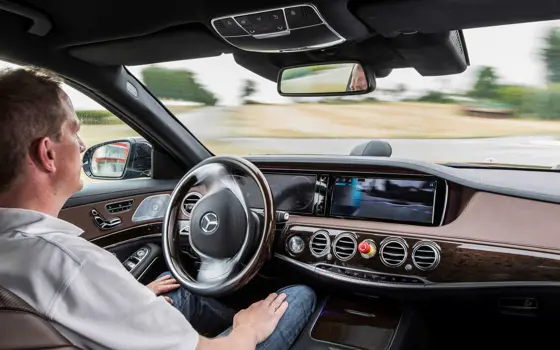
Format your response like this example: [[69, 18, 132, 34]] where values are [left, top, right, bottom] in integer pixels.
[[200, 212, 219, 234]]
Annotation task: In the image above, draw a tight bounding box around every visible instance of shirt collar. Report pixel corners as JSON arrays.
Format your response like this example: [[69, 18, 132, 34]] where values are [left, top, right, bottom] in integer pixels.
[[0, 208, 83, 237]]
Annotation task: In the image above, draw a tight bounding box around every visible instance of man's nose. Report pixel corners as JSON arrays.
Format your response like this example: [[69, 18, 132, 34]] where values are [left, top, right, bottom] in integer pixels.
[[79, 137, 86, 153]]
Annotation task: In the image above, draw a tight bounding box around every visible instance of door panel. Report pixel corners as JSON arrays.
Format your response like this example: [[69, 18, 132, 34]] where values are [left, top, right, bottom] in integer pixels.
[[63, 179, 177, 208], [60, 191, 170, 240]]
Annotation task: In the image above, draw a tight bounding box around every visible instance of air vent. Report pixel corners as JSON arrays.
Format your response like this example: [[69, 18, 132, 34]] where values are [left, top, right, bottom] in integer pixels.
[[412, 241, 441, 271], [309, 230, 330, 257], [181, 192, 202, 216], [380, 237, 408, 268], [333, 233, 357, 261]]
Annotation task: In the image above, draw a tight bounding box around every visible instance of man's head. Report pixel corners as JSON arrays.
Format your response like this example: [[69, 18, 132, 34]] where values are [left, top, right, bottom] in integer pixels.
[[349, 64, 368, 92], [0, 68, 85, 211]]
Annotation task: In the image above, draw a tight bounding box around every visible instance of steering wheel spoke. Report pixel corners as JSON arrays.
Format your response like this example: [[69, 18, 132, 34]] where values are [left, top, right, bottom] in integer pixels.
[[197, 256, 239, 285], [192, 163, 250, 211], [177, 220, 190, 236]]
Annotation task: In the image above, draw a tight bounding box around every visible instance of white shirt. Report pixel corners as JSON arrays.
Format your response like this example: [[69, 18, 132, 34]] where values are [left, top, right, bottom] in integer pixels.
[[0, 207, 199, 350]]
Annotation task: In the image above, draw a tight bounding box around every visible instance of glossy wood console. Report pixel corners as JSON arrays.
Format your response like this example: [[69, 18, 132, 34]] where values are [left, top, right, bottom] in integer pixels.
[[277, 225, 560, 283]]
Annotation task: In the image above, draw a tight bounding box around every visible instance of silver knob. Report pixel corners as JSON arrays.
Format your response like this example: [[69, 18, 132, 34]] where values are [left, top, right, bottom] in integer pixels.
[[288, 236, 305, 254]]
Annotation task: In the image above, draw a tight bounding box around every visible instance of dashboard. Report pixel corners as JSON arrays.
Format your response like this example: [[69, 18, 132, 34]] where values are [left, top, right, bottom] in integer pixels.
[[234, 172, 447, 227], [178, 155, 560, 292]]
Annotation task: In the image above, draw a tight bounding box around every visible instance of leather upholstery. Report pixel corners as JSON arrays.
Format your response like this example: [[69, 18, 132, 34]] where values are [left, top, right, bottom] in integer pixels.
[[0, 286, 82, 350]]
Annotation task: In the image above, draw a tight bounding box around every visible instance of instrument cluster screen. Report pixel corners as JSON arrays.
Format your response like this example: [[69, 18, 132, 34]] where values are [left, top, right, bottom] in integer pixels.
[[235, 173, 317, 213]]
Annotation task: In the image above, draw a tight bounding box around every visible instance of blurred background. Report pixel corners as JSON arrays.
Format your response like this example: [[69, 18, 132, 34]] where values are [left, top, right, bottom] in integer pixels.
[[4, 20, 560, 183]]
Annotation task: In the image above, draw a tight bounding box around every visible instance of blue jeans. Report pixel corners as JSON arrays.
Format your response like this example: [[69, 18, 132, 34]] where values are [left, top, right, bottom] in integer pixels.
[[158, 272, 316, 350]]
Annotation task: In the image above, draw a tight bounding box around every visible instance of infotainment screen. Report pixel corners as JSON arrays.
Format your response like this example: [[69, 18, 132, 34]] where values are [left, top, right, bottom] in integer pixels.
[[331, 176, 437, 224]]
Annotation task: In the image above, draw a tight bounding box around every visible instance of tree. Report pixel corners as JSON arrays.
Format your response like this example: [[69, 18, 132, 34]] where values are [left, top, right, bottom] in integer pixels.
[[141, 67, 218, 106], [416, 91, 453, 104], [396, 84, 407, 95], [542, 27, 560, 83], [240, 80, 257, 103], [496, 85, 534, 109], [469, 66, 499, 99]]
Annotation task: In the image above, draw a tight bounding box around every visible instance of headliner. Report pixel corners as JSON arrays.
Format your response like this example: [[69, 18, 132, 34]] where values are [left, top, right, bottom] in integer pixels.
[[1, 0, 560, 78]]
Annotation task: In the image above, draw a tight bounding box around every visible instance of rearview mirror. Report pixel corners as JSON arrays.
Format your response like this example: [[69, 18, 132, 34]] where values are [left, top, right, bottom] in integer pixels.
[[278, 62, 374, 96]]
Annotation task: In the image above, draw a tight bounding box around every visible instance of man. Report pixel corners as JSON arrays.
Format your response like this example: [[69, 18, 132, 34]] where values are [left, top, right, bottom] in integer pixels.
[[346, 64, 368, 92], [0, 68, 316, 350]]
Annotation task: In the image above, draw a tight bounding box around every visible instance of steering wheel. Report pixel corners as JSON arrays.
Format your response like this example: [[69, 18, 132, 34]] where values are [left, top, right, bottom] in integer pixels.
[[162, 156, 276, 296]]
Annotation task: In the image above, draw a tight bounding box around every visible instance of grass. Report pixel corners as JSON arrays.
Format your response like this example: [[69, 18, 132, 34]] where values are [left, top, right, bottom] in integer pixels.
[[80, 123, 139, 147], [222, 102, 560, 139], [166, 105, 200, 114]]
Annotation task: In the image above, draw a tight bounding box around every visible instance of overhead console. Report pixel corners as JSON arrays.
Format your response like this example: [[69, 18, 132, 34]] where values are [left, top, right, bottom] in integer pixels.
[[211, 4, 345, 52]]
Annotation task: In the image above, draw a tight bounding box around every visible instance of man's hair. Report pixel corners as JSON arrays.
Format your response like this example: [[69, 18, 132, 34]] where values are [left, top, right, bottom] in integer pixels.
[[0, 68, 67, 192]]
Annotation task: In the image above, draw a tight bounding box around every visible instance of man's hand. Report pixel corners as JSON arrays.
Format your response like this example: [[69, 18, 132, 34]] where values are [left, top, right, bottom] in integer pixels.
[[146, 274, 180, 304], [233, 292, 289, 344]]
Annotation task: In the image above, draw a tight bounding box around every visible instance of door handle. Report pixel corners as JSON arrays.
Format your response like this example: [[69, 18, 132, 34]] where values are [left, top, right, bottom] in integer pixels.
[[91, 209, 122, 230]]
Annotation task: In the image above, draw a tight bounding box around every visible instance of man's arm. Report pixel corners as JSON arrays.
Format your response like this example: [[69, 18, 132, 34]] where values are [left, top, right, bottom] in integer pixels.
[[48, 249, 201, 350], [197, 293, 289, 350]]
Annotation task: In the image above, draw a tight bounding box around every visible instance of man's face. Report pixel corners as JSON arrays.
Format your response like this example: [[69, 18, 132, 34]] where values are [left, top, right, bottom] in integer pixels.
[[350, 65, 367, 91], [53, 95, 86, 195]]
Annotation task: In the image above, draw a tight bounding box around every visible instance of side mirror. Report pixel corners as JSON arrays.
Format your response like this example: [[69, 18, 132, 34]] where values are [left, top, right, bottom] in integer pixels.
[[82, 138, 152, 180], [277, 62, 375, 96]]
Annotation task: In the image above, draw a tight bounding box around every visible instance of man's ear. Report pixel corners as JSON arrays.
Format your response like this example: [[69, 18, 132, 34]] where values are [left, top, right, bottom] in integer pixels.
[[33, 137, 57, 173]]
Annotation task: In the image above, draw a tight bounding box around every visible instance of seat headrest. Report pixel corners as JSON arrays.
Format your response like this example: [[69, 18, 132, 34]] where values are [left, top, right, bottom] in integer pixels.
[[350, 140, 392, 157]]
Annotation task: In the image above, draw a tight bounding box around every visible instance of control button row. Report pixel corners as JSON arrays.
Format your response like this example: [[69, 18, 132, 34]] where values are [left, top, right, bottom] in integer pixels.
[[317, 265, 424, 285], [213, 5, 323, 38], [235, 9, 286, 35], [123, 246, 150, 272]]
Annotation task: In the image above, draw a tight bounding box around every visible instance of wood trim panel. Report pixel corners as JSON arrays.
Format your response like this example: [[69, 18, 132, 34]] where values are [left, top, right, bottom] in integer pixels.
[[277, 225, 560, 283], [90, 223, 162, 247], [286, 191, 560, 253]]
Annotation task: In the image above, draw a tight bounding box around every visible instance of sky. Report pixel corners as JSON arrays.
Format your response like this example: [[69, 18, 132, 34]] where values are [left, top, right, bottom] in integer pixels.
[[1, 19, 559, 108]]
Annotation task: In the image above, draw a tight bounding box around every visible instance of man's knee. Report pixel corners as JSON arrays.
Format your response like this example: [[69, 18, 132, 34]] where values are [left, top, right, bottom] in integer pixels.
[[156, 271, 193, 304], [278, 285, 316, 317]]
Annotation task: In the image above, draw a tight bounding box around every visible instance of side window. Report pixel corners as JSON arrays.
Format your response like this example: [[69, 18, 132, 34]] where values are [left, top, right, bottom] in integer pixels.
[[63, 86, 144, 184]]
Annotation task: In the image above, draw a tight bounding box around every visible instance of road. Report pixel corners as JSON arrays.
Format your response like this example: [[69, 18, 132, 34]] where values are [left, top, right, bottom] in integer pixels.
[[176, 106, 235, 139], [175, 107, 560, 168]]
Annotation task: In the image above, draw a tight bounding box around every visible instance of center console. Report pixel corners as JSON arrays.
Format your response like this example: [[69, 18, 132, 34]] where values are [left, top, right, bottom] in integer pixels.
[[292, 296, 427, 350]]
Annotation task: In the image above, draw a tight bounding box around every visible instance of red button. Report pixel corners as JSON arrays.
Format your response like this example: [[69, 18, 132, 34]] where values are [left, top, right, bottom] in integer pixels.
[[358, 241, 370, 253]]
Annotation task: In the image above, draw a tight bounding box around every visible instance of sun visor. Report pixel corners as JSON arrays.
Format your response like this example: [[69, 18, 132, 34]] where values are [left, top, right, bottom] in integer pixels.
[[211, 4, 345, 53], [67, 25, 232, 66], [391, 31, 469, 76]]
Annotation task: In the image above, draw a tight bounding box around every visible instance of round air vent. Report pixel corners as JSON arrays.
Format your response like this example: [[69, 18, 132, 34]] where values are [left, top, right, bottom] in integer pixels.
[[333, 233, 357, 261], [412, 241, 441, 271], [181, 192, 202, 216], [309, 230, 330, 257], [380, 237, 408, 268]]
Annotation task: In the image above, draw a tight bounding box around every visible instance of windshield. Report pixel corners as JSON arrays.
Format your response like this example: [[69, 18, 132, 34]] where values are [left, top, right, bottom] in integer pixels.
[[126, 20, 560, 168]]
